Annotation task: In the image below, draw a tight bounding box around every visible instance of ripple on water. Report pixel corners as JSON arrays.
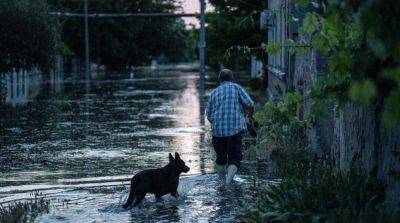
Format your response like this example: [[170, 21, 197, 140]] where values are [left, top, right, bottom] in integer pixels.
[[119, 127, 203, 138], [1, 70, 259, 222], [113, 90, 178, 97], [62, 149, 126, 159], [36, 174, 257, 223]]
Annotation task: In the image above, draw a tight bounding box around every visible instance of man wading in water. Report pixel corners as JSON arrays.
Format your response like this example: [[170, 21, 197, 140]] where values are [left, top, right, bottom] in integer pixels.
[[205, 69, 254, 184]]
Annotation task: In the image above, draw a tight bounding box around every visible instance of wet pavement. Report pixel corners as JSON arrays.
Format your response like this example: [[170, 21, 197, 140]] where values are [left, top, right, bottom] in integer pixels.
[[0, 66, 267, 222]]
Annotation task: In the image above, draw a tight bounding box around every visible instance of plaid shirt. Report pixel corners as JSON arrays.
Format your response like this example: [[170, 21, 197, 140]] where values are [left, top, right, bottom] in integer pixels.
[[206, 81, 254, 137]]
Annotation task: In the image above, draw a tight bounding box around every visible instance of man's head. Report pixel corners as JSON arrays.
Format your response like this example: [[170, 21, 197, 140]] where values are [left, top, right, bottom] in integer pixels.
[[218, 69, 234, 83]]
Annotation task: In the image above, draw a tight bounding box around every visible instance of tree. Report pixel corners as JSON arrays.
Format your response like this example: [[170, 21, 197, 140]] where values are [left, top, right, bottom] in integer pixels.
[[48, 0, 193, 70], [206, 0, 266, 69], [0, 0, 59, 72]]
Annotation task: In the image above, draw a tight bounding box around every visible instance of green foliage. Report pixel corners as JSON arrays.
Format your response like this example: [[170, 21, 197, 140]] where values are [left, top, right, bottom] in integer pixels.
[[253, 93, 307, 161], [48, 0, 192, 69], [238, 1, 400, 220], [300, 0, 400, 127], [349, 80, 377, 106], [297, 0, 311, 7], [57, 41, 74, 57], [206, 0, 266, 69], [258, 0, 400, 128], [0, 0, 59, 72], [261, 42, 280, 55], [382, 91, 400, 129], [239, 169, 398, 223], [381, 67, 400, 128], [299, 12, 319, 35], [240, 101, 399, 223], [0, 194, 49, 223]]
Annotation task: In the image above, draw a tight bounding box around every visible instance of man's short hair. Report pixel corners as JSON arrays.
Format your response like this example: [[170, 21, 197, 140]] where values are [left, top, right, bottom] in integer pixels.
[[218, 69, 233, 82]]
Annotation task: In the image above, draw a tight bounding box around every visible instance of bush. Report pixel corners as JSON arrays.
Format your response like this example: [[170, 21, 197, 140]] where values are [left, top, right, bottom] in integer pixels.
[[240, 95, 399, 223], [239, 169, 398, 223], [249, 93, 307, 162], [0, 0, 59, 72]]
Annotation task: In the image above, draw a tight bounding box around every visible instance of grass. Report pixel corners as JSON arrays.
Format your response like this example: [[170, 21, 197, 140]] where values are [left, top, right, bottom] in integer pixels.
[[0, 192, 50, 223]]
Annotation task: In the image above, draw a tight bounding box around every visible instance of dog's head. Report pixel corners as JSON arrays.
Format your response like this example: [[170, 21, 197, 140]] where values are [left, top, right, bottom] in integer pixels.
[[169, 152, 190, 173]]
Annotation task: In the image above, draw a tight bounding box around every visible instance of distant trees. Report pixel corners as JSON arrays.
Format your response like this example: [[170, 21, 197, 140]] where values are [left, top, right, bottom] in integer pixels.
[[0, 0, 59, 72], [0, 0, 195, 73], [48, 0, 193, 70], [206, 0, 266, 69]]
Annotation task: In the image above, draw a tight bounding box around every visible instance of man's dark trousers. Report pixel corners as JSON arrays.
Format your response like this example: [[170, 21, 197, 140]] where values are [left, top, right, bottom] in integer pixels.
[[212, 132, 243, 168]]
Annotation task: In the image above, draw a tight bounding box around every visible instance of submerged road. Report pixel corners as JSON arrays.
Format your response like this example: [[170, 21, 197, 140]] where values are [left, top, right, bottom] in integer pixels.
[[0, 66, 265, 222]]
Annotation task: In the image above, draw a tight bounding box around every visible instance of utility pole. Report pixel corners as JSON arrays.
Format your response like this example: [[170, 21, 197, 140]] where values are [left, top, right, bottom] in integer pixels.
[[84, 0, 90, 82], [84, 0, 90, 136], [199, 0, 206, 94]]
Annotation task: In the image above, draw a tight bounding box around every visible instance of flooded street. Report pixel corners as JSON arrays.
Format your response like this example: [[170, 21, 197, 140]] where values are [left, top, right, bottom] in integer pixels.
[[0, 67, 264, 222]]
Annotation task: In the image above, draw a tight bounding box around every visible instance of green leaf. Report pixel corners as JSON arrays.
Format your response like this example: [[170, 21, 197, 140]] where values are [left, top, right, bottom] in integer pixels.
[[348, 80, 377, 106], [297, 0, 311, 6], [383, 90, 400, 129], [261, 42, 280, 55], [345, 21, 363, 49], [313, 34, 330, 55], [286, 39, 296, 54], [300, 13, 319, 35], [289, 16, 300, 24], [381, 67, 400, 86], [367, 37, 388, 59]]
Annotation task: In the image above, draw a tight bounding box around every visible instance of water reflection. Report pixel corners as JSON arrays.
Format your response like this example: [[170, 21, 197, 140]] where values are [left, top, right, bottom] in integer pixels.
[[199, 79, 207, 175]]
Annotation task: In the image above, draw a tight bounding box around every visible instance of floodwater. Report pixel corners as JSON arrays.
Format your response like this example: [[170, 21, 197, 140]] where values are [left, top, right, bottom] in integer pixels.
[[0, 66, 268, 222]]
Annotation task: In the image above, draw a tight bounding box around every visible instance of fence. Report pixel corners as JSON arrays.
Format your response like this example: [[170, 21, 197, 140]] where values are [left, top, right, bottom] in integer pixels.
[[0, 56, 64, 106], [1, 68, 42, 106]]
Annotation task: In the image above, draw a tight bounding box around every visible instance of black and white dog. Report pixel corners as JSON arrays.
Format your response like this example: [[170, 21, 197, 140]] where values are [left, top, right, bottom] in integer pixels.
[[123, 152, 190, 208]]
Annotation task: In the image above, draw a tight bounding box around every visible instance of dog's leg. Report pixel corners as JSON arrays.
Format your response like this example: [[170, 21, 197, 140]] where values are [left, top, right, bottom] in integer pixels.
[[170, 191, 179, 198], [155, 193, 163, 201], [123, 189, 136, 209], [132, 193, 146, 207]]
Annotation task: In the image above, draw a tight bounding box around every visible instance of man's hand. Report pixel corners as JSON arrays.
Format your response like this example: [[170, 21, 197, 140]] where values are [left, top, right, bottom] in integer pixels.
[[246, 106, 254, 117]]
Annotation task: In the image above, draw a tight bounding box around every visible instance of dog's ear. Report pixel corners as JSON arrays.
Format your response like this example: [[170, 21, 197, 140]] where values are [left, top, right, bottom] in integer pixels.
[[169, 153, 174, 162], [174, 152, 180, 160]]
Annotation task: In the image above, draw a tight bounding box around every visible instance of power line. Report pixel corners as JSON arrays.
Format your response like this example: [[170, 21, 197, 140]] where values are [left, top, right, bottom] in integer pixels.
[[50, 12, 199, 18], [51, 2, 206, 94]]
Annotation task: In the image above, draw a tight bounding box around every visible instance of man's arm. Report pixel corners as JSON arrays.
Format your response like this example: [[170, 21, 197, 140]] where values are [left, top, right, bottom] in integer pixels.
[[238, 85, 254, 116]]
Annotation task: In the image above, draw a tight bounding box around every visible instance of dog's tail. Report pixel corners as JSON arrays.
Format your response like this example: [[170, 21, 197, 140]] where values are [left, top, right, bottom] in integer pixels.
[[123, 187, 135, 209]]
